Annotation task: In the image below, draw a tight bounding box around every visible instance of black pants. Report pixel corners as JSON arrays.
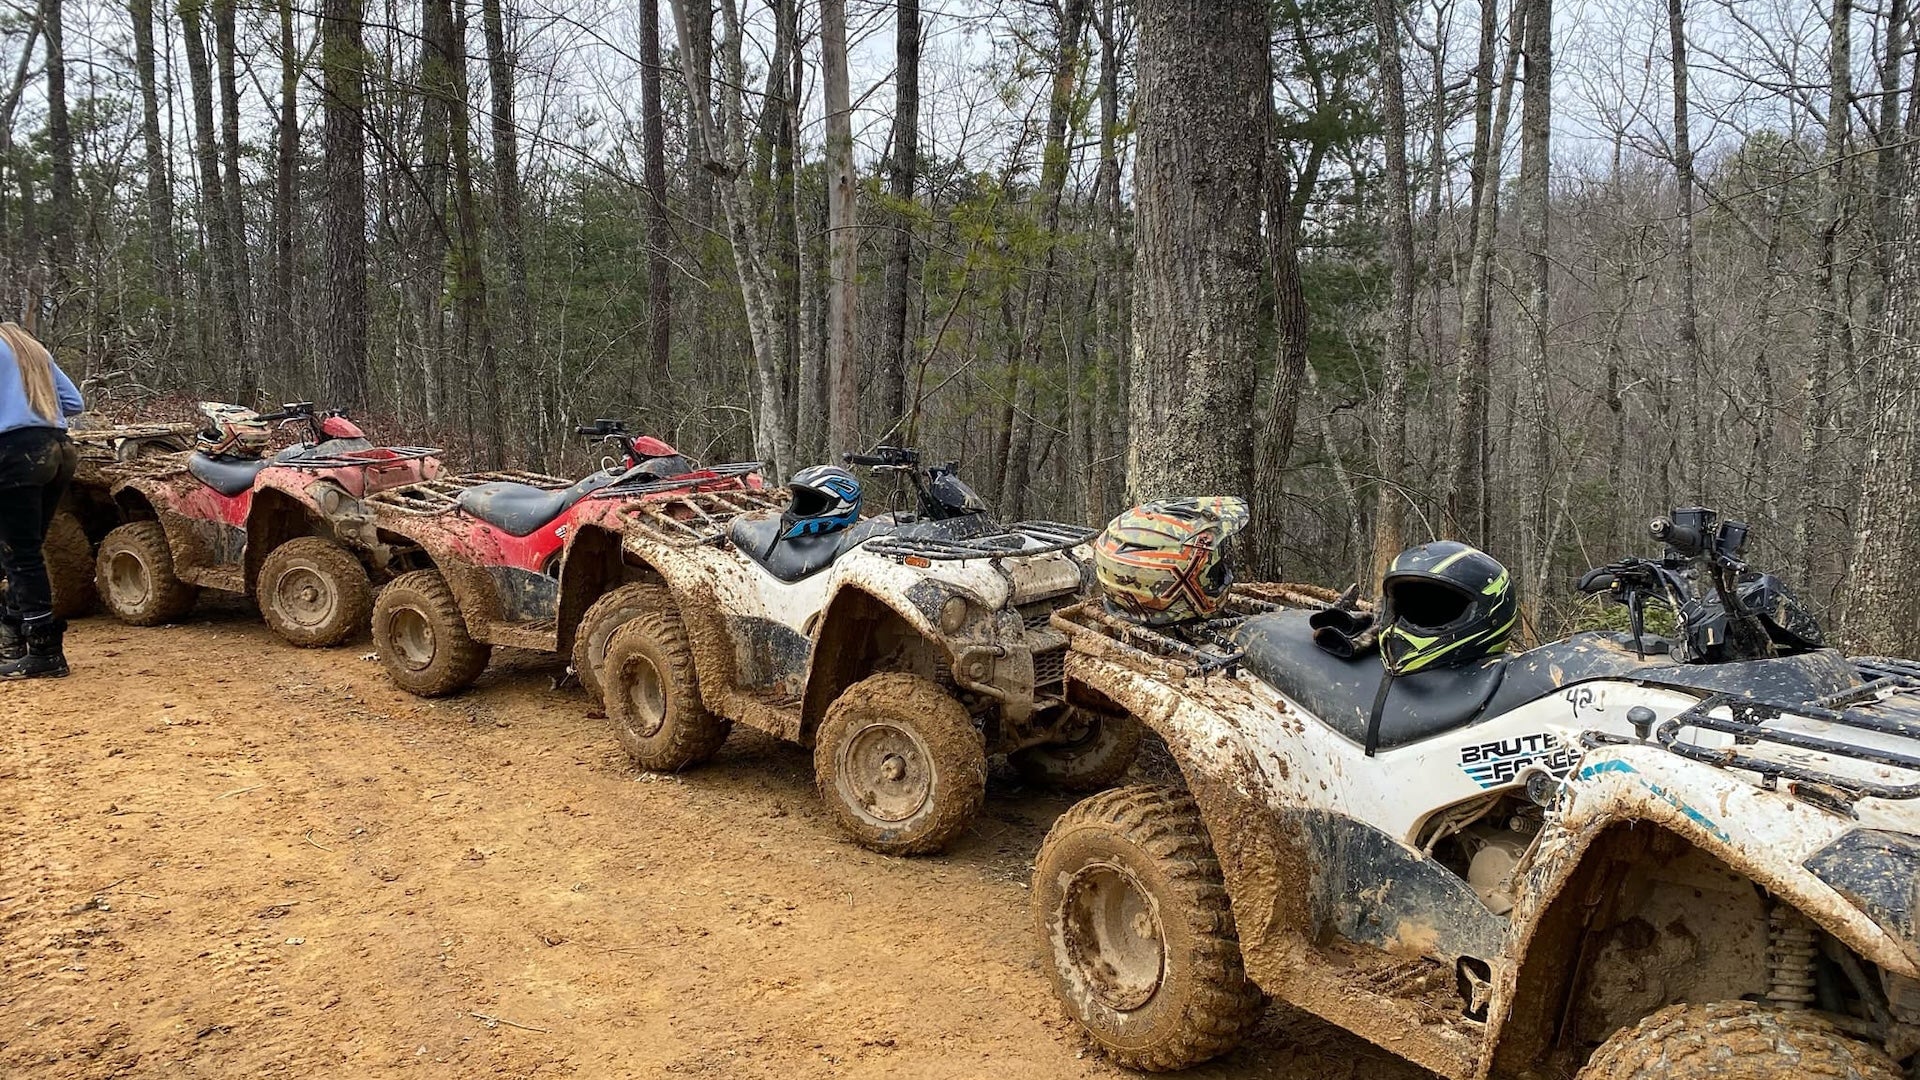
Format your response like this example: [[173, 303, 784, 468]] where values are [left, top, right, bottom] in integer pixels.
[[0, 427, 78, 622]]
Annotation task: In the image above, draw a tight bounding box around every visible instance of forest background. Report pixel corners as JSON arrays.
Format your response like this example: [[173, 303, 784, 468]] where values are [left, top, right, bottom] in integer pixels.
[[8, 0, 1920, 651]]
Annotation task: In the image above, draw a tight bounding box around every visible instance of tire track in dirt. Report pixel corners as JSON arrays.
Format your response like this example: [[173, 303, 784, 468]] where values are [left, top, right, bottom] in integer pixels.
[[3, 610, 1438, 1080]]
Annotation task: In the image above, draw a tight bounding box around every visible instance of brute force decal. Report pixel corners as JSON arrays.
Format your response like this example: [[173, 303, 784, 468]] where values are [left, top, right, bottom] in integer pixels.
[[1458, 732, 1577, 789]]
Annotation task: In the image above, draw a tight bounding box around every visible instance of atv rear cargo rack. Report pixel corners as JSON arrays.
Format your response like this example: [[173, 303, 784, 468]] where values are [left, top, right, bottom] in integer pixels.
[[367, 470, 573, 515], [599, 461, 764, 498], [620, 488, 787, 546], [1651, 667, 1920, 800], [276, 445, 442, 472], [864, 520, 1095, 562], [1052, 582, 1353, 677]]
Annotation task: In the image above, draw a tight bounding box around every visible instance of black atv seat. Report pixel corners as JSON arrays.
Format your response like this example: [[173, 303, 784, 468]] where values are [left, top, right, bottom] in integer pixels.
[[1235, 609, 1508, 752], [727, 513, 899, 582], [187, 452, 274, 497], [456, 470, 622, 536]]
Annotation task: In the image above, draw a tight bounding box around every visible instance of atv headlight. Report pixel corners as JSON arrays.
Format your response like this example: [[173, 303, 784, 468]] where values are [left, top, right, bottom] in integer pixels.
[[1804, 829, 1920, 949], [940, 596, 971, 634]]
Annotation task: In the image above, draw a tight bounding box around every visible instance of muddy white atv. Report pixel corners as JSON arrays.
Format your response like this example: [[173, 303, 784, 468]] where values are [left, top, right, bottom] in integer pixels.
[[600, 447, 1137, 855], [1034, 519, 1920, 1078]]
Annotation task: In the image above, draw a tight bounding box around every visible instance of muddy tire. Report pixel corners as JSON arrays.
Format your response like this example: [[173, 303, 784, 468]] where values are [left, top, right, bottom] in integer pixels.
[[604, 604, 730, 771], [571, 583, 667, 707], [813, 673, 986, 856], [94, 521, 198, 626], [372, 569, 491, 697], [256, 537, 373, 647], [1578, 1001, 1901, 1080], [45, 511, 97, 618], [1012, 708, 1144, 792], [1033, 785, 1265, 1071]]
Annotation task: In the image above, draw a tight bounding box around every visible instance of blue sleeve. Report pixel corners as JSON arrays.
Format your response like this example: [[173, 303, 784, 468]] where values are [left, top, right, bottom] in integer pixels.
[[52, 360, 84, 417]]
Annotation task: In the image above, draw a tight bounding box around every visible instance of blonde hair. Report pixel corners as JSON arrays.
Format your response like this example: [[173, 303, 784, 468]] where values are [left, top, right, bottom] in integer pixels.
[[0, 322, 56, 423]]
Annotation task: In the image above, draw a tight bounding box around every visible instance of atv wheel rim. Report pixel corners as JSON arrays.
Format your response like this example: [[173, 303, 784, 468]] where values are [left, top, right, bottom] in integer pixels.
[[621, 654, 668, 737], [1062, 862, 1165, 1012], [389, 607, 437, 670], [838, 722, 933, 825], [273, 566, 336, 629], [107, 550, 153, 609]]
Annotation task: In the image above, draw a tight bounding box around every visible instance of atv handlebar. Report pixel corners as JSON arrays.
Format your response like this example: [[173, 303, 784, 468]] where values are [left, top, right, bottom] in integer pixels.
[[577, 419, 629, 438], [843, 446, 921, 468]]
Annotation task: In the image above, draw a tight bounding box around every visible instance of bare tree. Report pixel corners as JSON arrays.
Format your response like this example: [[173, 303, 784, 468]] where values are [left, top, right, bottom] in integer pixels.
[[322, 0, 371, 408], [130, 0, 176, 303], [636, 0, 671, 425], [875, 0, 919, 432], [1369, 0, 1416, 578], [1511, 0, 1552, 635], [821, 0, 857, 453], [1126, 0, 1265, 501]]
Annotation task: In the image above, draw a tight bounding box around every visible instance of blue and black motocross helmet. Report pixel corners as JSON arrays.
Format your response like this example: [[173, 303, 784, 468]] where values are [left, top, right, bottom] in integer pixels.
[[780, 465, 863, 539]]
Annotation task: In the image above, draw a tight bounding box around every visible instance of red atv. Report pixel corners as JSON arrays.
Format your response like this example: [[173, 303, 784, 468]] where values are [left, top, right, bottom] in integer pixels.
[[364, 420, 764, 701], [94, 402, 442, 646]]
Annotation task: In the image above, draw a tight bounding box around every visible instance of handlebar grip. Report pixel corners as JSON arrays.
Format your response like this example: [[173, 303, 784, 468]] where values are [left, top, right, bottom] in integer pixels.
[[1577, 569, 1616, 593], [843, 452, 891, 466], [575, 426, 601, 436]]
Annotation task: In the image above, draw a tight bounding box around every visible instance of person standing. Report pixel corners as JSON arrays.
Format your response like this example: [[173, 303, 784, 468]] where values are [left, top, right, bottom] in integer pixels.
[[0, 321, 83, 679]]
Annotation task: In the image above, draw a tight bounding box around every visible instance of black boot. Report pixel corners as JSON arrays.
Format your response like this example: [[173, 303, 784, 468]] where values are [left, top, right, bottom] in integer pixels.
[[1, 617, 68, 679], [0, 612, 21, 663]]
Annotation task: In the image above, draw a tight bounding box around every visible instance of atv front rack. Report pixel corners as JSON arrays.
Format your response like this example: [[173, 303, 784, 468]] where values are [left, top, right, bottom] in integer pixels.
[[864, 520, 1096, 561], [1651, 665, 1920, 800], [367, 470, 573, 514], [620, 488, 787, 546], [1052, 582, 1351, 677]]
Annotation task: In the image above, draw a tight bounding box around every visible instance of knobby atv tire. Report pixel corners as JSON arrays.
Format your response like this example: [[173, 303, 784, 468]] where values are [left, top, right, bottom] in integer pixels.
[[1033, 785, 1265, 1071], [572, 583, 669, 707], [1578, 1001, 1901, 1080], [603, 603, 730, 771], [813, 673, 987, 856], [257, 537, 373, 648], [1012, 708, 1145, 792], [44, 511, 97, 618], [94, 521, 198, 626], [372, 569, 491, 697]]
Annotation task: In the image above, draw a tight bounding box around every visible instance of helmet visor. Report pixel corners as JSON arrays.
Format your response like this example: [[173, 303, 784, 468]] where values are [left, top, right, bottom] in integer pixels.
[[1386, 578, 1476, 633]]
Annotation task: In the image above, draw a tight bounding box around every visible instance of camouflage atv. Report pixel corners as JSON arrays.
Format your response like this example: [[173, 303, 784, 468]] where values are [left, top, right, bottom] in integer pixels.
[[1033, 510, 1919, 1079], [600, 447, 1137, 855]]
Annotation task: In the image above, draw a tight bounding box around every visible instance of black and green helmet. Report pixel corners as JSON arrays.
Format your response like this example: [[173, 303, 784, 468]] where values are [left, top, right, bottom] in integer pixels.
[[1379, 541, 1516, 675]]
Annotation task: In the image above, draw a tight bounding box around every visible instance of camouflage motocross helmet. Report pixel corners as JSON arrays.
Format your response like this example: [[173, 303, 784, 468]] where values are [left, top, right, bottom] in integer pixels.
[[195, 401, 272, 459], [1380, 541, 1516, 675], [1095, 497, 1250, 625]]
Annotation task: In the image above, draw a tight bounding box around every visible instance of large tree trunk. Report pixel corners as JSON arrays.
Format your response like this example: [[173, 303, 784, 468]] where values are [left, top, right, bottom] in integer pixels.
[[1511, 0, 1553, 637], [820, 0, 858, 453], [481, 0, 534, 445], [321, 0, 371, 409], [440, 0, 498, 466], [875, 0, 919, 434], [183, 0, 248, 394], [789, 2, 823, 467], [1126, 0, 1265, 501], [1369, 0, 1416, 581], [1000, 0, 1090, 520], [637, 0, 672, 427], [1083, 0, 1124, 528], [130, 0, 176, 304], [1842, 91, 1920, 655], [1247, 137, 1309, 581]]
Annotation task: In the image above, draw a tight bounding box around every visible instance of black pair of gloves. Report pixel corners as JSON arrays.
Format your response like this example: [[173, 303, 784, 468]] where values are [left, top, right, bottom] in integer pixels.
[[1310, 606, 1378, 659]]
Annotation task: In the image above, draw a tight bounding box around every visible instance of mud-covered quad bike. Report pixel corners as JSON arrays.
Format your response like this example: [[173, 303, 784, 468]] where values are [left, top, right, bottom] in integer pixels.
[[363, 420, 764, 700], [94, 402, 441, 646], [1036, 508, 1920, 1078], [601, 446, 1135, 855], [0, 420, 200, 619]]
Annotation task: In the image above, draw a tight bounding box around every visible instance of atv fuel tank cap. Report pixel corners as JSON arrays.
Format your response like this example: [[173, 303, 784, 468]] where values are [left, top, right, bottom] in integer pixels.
[[1627, 706, 1657, 741]]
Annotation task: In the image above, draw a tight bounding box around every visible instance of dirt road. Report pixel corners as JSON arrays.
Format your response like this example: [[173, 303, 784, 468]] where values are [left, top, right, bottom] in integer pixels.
[[3, 609, 1437, 1079]]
